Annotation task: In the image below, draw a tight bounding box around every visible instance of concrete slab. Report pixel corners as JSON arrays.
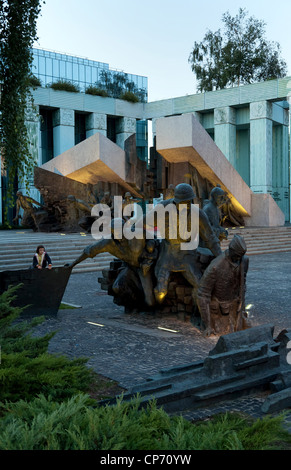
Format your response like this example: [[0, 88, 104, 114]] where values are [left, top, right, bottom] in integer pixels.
[[156, 114, 286, 227], [261, 387, 291, 414], [41, 132, 142, 198], [244, 193, 285, 227], [156, 113, 252, 217]]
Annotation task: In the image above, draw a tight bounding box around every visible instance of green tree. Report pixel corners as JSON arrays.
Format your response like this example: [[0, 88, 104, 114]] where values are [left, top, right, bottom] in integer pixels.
[[0, 0, 44, 213], [188, 8, 287, 92], [94, 69, 147, 102]]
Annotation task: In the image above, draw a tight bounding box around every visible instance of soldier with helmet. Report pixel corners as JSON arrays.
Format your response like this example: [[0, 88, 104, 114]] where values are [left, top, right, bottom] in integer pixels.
[[203, 186, 228, 242], [197, 234, 250, 337], [151, 183, 222, 304]]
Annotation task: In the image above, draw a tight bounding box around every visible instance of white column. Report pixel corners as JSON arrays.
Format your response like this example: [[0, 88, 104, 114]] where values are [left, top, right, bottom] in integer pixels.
[[116, 117, 136, 150], [52, 108, 75, 157], [86, 112, 107, 138], [272, 108, 289, 221], [214, 106, 236, 166], [249, 101, 273, 195]]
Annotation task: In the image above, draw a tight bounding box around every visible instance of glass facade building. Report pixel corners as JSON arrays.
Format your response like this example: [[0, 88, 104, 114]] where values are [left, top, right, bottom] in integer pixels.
[[31, 48, 148, 101], [30, 47, 149, 169]]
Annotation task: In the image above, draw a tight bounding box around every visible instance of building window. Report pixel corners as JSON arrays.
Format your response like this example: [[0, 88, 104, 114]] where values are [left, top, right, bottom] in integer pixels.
[[107, 117, 116, 143], [75, 113, 87, 145], [39, 108, 53, 164]]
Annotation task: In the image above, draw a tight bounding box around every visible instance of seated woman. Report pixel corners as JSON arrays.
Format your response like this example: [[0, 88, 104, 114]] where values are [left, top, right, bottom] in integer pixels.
[[32, 245, 52, 270]]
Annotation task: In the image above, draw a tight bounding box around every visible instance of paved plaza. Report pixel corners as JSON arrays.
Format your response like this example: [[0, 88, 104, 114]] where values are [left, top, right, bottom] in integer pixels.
[[28, 248, 291, 423]]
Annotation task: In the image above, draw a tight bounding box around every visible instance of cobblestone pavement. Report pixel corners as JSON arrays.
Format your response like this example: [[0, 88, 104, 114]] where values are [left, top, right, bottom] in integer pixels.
[[32, 251, 291, 426]]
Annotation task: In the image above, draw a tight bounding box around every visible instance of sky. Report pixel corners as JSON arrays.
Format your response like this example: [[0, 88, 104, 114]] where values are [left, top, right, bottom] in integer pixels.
[[34, 0, 291, 102]]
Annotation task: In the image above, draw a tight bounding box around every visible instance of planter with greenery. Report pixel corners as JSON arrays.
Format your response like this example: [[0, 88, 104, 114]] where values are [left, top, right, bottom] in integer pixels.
[[48, 80, 80, 93], [119, 91, 140, 103], [85, 85, 109, 97]]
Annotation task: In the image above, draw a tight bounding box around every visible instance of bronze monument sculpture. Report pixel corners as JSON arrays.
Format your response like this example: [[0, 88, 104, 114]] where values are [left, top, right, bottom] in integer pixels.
[[68, 218, 156, 308], [13, 191, 48, 231], [68, 183, 250, 336]]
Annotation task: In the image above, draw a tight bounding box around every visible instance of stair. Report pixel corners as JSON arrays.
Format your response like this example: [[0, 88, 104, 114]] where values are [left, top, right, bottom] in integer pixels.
[[221, 225, 291, 255], [0, 226, 290, 274], [0, 230, 114, 274]]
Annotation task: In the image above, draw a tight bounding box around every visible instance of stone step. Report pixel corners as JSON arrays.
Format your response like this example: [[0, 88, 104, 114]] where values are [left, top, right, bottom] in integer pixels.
[[221, 240, 291, 249], [0, 256, 113, 268], [226, 232, 291, 237], [226, 230, 291, 235], [0, 251, 113, 263], [224, 233, 291, 240], [1, 227, 291, 273], [0, 249, 111, 260], [0, 231, 113, 273], [246, 247, 291, 255], [0, 238, 94, 250], [0, 259, 113, 274], [0, 234, 114, 273]]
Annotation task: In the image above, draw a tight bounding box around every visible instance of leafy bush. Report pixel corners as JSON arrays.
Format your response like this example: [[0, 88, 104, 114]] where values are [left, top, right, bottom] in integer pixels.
[[48, 80, 80, 93], [85, 85, 109, 97], [119, 91, 140, 103], [0, 394, 290, 450], [94, 69, 147, 102]]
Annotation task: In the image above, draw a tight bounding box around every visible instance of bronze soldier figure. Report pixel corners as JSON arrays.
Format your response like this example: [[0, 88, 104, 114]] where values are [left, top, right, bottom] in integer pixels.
[[13, 191, 46, 230], [203, 186, 228, 242], [148, 183, 222, 304], [197, 234, 250, 337], [67, 218, 155, 307]]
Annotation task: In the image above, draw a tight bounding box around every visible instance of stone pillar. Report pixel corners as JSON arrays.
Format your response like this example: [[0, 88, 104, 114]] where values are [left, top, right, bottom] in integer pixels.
[[192, 111, 203, 125], [20, 105, 41, 202], [86, 112, 107, 138], [250, 101, 273, 194], [151, 118, 157, 144], [116, 117, 136, 150], [214, 106, 236, 165], [52, 108, 75, 157], [272, 109, 289, 221], [282, 115, 289, 221]]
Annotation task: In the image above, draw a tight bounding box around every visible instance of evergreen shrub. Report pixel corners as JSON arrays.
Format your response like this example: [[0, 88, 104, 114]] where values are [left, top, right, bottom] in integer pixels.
[[0, 285, 93, 403]]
